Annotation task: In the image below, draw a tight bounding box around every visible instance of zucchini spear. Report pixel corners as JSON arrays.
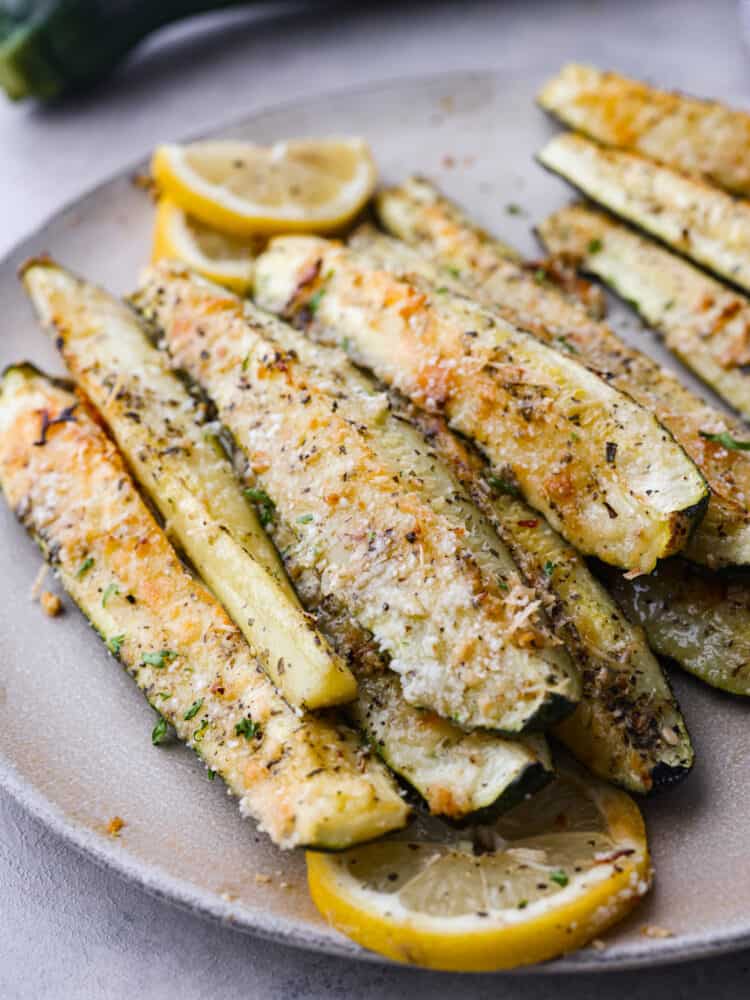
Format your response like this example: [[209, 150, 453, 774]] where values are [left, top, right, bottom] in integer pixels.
[[398, 400, 693, 793], [21, 257, 358, 713], [135, 261, 580, 735], [539, 204, 750, 422], [254, 235, 708, 575], [538, 63, 750, 198], [0, 364, 409, 850], [373, 178, 750, 570], [601, 559, 750, 697], [538, 132, 750, 297]]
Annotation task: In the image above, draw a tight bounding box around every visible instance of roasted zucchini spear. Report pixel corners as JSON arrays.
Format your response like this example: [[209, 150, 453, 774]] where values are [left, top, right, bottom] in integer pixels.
[[538, 132, 750, 296], [23, 260, 554, 817], [399, 401, 693, 793], [538, 63, 750, 198], [539, 204, 750, 421], [601, 559, 750, 697], [254, 235, 708, 575], [373, 179, 750, 570], [0, 364, 409, 850], [135, 262, 580, 736], [21, 258, 357, 712]]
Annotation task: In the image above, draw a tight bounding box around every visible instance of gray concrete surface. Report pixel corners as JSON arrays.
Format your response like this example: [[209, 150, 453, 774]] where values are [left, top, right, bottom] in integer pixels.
[[2, 1, 750, 996]]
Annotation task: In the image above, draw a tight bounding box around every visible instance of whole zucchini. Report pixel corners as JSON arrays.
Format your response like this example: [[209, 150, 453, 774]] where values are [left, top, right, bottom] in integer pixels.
[[0, 0, 253, 101]]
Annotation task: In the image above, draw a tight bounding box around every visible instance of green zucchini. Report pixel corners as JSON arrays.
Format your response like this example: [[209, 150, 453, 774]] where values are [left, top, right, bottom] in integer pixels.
[[538, 132, 750, 296], [134, 261, 580, 735], [539, 203, 750, 421], [0, 364, 409, 850], [601, 559, 750, 696], [0, 1, 252, 101], [399, 400, 693, 793], [254, 234, 709, 574], [373, 178, 750, 570], [22, 257, 358, 712], [538, 63, 750, 198]]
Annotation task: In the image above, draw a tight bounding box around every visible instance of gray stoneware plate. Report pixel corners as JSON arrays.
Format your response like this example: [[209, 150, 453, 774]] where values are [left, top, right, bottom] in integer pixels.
[[1, 68, 749, 974]]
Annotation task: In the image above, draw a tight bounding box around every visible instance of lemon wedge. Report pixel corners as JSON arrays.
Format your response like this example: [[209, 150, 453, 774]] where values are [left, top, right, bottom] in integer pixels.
[[307, 767, 651, 971], [151, 197, 262, 293], [151, 138, 377, 236]]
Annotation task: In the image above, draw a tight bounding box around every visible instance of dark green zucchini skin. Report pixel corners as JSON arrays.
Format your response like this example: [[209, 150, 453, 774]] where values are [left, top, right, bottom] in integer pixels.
[[599, 558, 750, 697], [0, 0, 252, 100]]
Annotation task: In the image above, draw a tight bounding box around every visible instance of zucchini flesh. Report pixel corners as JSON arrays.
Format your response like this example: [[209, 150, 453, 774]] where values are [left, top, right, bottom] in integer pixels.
[[601, 559, 750, 696], [134, 262, 579, 735], [21, 258, 357, 712], [373, 180, 750, 570], [538, 132, 750, 296], [400, 401, 693, 793], [538, 63, 750, 198], [278, 526, 553, 817], [539, 204, 750, 421], [0, 365, 408, 850], [254, 235, 708, 574]]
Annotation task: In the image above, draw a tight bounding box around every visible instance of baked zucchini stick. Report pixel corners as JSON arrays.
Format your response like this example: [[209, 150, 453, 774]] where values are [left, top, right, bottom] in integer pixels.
[[254, 236, 708, 574], [373, 180, 750, 570], [400, 402, 693, 793], [24, 260, 552, 819], [21, 257, 357, 712], [135, 262, 579, 735], [0, 365, 408, 850], [601, 560, 750, 697], [538, 132, 750, 296], [539, 204, 750, 421], [538, 63, 750, 198]]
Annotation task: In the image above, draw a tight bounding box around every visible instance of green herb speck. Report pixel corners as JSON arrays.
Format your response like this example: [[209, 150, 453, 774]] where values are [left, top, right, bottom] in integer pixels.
[[297, 513, 314, 524], [544, 561, 556, 576], [102, 582, 119, 607], [151, 717, 169, 746], [700, 430, 750, 451], [587, 238, 603, 254], [76, 556, 94, 579], [207, 769, 216, 781], [244, 487, 275, 526], [108, 634, 125, 655], [184, 698, 204, 721], [235, 717, 260, 740], [141, 649, 178, 668], [550, 869, 569, 887]]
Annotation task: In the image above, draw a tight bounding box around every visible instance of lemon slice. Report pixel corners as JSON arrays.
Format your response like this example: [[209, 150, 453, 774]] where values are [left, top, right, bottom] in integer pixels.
[[151, 138, 377, 236], [151, 197, 262, 293], [307, 767, 651, 971]]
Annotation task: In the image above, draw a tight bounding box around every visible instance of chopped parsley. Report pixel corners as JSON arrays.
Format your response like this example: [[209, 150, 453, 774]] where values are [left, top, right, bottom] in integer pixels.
[[486, 474, 521, 498], [340, 336, 351, 352], [151, 717, 169, 746], [296, 513, 314, 524], [108, 634, 125, 655], [102, 582, 119, 607], [556, 335, 579, 355], [517, 899, 528, 910], [244, 487, 275, 526], [193, 718, 209, 742], [207, 769, 216, 781], [141, 649, 178, 668], [505, 203, 523, 216], [533, 268, 548, 285], [435, 286, 450, 295], [155, 691, 171, 701], [587, 238, 603, 255], [550, 869, 569, 887], [447, 266, 462, 278], [544, 561, 556, 577], [307, 288, 326, 314], [184, 698, 204, 721], [699, 430, 750, 451], [76, 556, 94, 579], [234, 717, 260, 740]]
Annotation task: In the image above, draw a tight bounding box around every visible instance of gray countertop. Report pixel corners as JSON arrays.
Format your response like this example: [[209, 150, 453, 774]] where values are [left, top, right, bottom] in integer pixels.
[[2, 1, 750, 996]]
